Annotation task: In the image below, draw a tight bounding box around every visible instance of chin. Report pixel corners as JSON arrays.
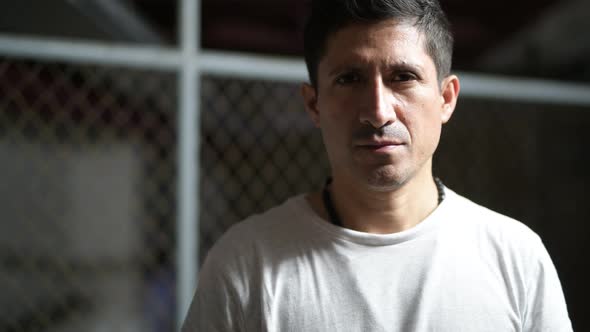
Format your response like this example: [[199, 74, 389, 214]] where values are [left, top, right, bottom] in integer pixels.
[[361, 166, 410, 192]]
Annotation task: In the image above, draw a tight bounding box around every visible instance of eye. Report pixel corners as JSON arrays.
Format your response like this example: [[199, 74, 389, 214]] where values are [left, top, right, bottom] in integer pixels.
[[335, 72, 361, 85], [392, 72, 417, 82]]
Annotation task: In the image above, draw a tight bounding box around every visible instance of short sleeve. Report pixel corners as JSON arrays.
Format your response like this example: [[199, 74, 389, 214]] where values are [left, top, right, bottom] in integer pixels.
[[181, 251, 245, 332], [521, 237, 572, 332]]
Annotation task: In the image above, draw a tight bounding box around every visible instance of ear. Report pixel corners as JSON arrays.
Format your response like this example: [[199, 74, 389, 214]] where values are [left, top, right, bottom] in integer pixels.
[[440, 75, 460, 124], [300, 83, 320, 127]]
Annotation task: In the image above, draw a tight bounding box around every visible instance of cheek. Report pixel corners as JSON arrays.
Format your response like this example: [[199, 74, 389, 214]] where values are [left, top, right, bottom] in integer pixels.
[[404, 108, 442, 152], [418, 117, 442, 155], [317, 103, 356, 160], [320, 91, 355, 116], [318, 96, 356, 131], [320, 115, 350, 147]]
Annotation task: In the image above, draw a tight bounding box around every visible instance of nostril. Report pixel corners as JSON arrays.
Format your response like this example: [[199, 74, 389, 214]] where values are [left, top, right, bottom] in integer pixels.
[[361, 117, 395, 129]]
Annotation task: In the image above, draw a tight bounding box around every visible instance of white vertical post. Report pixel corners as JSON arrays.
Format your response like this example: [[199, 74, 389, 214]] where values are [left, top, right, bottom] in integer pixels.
[[176, 0, 200, 329]]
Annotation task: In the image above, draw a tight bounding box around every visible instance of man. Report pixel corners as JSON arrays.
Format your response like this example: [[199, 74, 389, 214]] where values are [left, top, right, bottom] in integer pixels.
[[183, 0, 572, 331]]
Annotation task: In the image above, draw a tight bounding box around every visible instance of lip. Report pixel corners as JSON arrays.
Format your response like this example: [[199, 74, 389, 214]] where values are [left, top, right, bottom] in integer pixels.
[[354, 140, 405, 153], [355, 139, 405, 147]]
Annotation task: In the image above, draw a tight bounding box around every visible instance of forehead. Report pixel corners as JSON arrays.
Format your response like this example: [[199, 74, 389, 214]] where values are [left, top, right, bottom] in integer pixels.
[[319, 19, 432, 72]]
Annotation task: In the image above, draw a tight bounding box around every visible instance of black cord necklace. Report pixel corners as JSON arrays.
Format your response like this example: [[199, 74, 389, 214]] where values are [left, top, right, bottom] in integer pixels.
[[321, 177, 446, 227]]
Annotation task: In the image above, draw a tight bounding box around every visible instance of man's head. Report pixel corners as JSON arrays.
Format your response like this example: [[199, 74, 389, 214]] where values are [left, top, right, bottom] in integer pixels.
[[300, 0, 460, 191], [304, 0, 454, 88]]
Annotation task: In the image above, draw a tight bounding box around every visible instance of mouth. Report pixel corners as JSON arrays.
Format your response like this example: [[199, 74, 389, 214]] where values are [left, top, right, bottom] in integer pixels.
[[355, 140, 405, 152]]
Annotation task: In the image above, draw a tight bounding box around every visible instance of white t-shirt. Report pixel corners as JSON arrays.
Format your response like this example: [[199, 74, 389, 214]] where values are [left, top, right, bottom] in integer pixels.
[[182, 188, 572, 332]]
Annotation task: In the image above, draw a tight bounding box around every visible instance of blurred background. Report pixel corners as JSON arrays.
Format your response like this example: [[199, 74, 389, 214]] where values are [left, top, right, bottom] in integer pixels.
[[0, 0, 588, 331]]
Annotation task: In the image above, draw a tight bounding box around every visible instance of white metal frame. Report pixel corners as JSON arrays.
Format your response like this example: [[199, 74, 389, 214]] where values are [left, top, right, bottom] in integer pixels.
[[2, 35, 590, 104], [1, 0, 590, 329], [177, 0, 200, 328]]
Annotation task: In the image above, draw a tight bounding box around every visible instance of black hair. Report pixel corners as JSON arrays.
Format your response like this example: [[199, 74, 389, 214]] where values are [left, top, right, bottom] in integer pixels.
[[303, 0, 454, 87]]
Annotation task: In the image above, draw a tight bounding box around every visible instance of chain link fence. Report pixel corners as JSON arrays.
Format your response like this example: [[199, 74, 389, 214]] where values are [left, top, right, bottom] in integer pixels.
[[1, 41, 590, 332], [0, 57, 177, 332], [199, 76, 328, 261], [0, 57, 330, 331]]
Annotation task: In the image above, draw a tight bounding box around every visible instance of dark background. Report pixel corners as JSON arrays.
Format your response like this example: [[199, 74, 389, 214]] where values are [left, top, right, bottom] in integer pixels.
[[2, 0, 589, 82], [1, 0, 588, 331]]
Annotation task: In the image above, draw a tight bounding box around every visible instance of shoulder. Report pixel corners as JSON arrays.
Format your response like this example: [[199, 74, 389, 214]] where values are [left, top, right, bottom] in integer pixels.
[[184, 196, 308, 332], [216, 194, 306, 246], [442, 188, 549, 274], [443, 189, 571, 330], [445, 188, 541, 245], [443, 188, 554, 282], [202, 194, 309, 274]]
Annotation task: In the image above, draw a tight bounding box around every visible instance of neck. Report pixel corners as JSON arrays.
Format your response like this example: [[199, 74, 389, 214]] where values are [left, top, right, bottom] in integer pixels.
[[310, 166, 440, 234]]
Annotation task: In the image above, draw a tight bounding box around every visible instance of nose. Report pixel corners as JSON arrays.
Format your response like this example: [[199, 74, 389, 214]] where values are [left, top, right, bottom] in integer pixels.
[[359, 78, 396, 128]]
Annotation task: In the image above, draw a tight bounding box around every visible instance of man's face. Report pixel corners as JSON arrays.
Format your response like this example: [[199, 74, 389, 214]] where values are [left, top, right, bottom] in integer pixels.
[[302, 19, 459, 190]]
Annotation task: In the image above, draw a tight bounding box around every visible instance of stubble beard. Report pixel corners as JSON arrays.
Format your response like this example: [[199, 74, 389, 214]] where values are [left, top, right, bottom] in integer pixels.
[[360, 163, 413, 192], [349, 122, 415, 191]]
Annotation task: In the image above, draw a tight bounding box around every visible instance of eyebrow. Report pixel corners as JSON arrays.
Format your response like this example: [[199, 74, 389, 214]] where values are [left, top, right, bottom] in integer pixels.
[[388, 62, 424, 73], [327, 61, 424, 77]]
